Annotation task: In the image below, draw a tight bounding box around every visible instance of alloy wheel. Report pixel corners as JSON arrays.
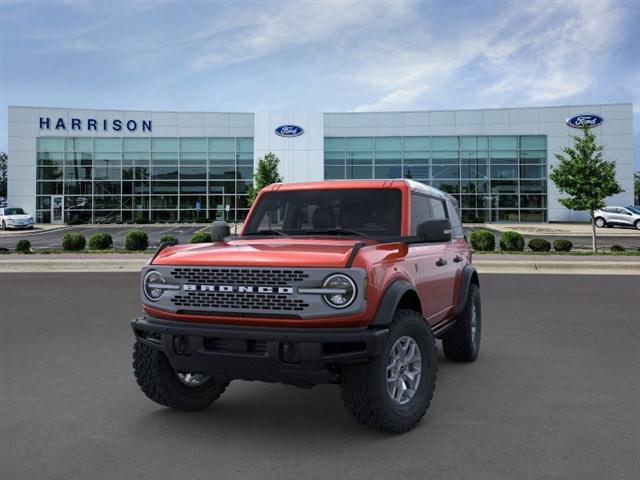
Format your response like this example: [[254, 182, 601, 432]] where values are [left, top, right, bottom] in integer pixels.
[[176, 372, 210, 387], [386, 336, 422, 405]]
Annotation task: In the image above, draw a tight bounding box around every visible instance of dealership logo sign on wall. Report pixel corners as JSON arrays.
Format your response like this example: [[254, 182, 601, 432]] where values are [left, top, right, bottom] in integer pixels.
[[275, 125, 304, 137], [566, 114, 604, 129]]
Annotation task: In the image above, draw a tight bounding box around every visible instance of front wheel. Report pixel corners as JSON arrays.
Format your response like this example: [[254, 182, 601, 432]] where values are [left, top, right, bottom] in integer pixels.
[[442, 283, 481, 362], [635, 220, 640, 230], [594, 217, 606, 228], [1, 221, 5, 230], [133, 341, 229, 411], [339, 309, 437, 433]]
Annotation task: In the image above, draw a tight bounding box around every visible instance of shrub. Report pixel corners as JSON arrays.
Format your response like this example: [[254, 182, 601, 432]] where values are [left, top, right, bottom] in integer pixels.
[[528, 238, 551, 252], [553, 239, 573, 252], [62, 233, 86, 251], [125, 230, 149, 251], [157, 234, 178, 246], [190, 231, 212, 243], [66, 215, 83, 226], [499, 231, 525, 252], [134, 215, 149, 224], [88, 232, 113, 250], [15, 239, 31, 253], [610, 244, 625, 252], [469, 229, 495, 251]]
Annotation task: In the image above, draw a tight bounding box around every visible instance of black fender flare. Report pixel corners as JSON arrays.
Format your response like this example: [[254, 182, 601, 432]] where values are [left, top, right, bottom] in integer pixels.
[[370, 280, 417, 327], [455, 265, 479, 316]]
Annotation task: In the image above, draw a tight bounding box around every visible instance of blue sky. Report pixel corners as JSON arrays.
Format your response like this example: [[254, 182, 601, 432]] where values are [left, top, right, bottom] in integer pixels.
[[1, 0, 639, 168]]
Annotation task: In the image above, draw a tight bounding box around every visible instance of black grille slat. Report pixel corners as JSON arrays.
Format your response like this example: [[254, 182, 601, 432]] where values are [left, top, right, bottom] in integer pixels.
[[171, 267, 308, 286], [171, 292, 309, 311]]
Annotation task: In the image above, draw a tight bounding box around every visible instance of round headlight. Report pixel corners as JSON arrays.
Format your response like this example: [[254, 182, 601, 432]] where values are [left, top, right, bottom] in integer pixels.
[[322, 274, 356, 309], [143, 270, 165, 301]]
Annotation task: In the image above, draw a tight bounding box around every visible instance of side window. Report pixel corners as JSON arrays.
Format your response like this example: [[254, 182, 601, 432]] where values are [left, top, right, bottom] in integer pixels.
[[446, 200, 465, 238], [410, 194, 432, 235], [429, 198, 447, 220]]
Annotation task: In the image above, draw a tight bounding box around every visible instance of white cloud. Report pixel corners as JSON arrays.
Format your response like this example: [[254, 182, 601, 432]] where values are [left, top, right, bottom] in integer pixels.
[[190, 1, 411, 71], [351, 0, 633, 111]]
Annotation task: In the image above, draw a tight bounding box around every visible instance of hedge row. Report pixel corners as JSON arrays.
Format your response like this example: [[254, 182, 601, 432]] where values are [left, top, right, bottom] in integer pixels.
[[10, 229, 216, 253], [470, 229, 574, 252]]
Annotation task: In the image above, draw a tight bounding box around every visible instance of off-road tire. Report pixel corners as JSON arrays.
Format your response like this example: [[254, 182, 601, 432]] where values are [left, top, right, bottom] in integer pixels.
[[442, 283, 481, 362], [339, 309, 437, 433], [594, 217, 606, 228], [133, 341, 229, 411]]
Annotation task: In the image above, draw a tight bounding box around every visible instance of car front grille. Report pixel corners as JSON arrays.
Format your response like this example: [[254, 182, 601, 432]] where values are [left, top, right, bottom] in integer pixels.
[[168, 267, 311, 313]]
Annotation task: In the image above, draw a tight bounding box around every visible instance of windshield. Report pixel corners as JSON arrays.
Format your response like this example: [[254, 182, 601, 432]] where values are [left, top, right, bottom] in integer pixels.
[[4, 208, 25, 215], [626, 206, 640, 214], [244, 188, 402, 237]]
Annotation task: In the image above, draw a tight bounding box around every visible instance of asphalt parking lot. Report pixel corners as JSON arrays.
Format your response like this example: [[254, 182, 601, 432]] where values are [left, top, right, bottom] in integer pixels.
[[1, 273, 639, 480]]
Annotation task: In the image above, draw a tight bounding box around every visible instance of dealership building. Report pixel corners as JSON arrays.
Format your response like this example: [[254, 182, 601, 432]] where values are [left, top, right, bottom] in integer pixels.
[[6, 103, 634, 224]]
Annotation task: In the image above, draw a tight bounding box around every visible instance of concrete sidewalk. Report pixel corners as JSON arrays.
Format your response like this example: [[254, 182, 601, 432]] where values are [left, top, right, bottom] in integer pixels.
[[468, 222, 640, 237], [2, 253, 639, 274]]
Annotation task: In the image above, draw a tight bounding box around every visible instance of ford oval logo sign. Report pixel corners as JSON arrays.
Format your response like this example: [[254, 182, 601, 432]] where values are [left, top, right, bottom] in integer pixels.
[[566, 114, 604, 129], [275, 125, 304, 137]]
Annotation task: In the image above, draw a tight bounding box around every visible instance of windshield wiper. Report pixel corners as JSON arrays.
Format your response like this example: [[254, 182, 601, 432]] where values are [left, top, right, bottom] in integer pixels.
[[296, 228, 368, 237], [244, 229, 288, 236]]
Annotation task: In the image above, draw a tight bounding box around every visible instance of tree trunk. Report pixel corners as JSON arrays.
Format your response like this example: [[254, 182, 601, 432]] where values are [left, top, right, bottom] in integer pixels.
[[590, 209, 597, 252]]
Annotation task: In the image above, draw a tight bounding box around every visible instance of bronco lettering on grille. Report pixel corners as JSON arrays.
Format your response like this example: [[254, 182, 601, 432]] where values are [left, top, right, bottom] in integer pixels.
[[183, 284, 294, 294]]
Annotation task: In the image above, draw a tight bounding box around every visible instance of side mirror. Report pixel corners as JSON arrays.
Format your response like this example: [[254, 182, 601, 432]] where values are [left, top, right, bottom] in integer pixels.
[[417, 219, 452, 243], [211, 220, 231, 242]]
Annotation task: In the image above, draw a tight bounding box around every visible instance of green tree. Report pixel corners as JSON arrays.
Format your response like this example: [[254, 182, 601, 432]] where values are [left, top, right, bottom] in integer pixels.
[[247, 152, 283, 205], [634, 172, 640, 205], [549, 128, 623, 251], [0, 152, 7, 198]]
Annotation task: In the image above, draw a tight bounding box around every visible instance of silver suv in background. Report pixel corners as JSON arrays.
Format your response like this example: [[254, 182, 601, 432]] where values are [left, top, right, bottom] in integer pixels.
[[594, 206, 640, 230], [0, 207, 35, 230]]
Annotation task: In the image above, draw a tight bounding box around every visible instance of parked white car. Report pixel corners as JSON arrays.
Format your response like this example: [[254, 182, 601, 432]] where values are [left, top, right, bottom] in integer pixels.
[[593, 206, 640, 230], [0, 207, 35, 230]]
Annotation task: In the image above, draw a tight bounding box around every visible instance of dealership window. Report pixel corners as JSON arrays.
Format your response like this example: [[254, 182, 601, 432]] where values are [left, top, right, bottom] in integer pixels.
[[35, 136, 254, 224], [324, 134, 547, 223]]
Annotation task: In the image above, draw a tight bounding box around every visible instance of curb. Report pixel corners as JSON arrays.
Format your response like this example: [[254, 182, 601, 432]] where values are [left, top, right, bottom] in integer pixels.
[[2, 258, 639, 275], [473, 260, 640, 275], [0, 258, 148, 273]]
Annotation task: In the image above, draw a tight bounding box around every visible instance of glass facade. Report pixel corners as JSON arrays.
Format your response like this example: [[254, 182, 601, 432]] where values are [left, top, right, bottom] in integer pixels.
[[35, 137, 254, 223], [324, 135, 547, 222]]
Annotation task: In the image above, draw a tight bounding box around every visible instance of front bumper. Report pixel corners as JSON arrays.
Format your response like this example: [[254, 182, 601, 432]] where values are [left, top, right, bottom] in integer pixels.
[[4, 223, 33, 229], [132, 316, 389, 387]]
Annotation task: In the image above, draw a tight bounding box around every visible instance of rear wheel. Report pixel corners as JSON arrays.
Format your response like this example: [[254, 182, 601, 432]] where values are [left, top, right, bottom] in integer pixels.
[[442, 283, 481, 362], [635, 220, 640, 230], [1, 221, 5, 230], [594, 217, 606, 228], [339, 309, 437, 433], [133, 341, 229, 411]]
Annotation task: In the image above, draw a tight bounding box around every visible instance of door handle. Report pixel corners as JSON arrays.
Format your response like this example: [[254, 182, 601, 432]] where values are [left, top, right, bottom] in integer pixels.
[[453, 255, 463, 263], [435, 257, 447, 267]]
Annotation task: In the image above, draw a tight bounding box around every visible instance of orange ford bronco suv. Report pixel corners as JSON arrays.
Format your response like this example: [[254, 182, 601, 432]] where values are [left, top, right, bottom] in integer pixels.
[[132, 179, 481, 432]]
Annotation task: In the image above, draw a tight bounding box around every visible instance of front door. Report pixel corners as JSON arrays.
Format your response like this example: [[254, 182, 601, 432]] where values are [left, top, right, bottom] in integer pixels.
[[51, 195, 64, 224]]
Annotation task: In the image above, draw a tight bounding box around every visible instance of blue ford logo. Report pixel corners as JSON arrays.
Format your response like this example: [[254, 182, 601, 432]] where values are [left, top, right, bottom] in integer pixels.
[[566, 114, 604, 129], [275, 125, 304, 137]]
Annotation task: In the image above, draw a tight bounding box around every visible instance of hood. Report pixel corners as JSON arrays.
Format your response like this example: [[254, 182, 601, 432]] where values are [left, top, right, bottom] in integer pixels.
[[152, 238, 369, 268], [4, 214, 32, 220]]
